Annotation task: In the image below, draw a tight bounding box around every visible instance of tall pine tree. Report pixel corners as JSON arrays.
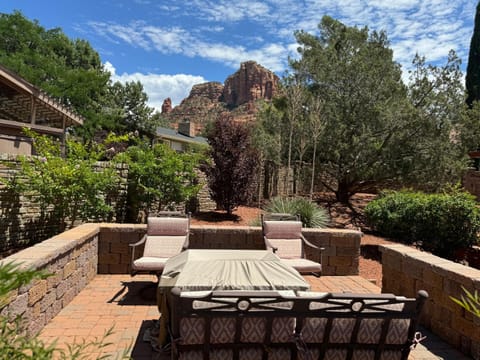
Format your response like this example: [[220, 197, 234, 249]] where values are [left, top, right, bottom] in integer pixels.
[[466, 2, 480, 107]]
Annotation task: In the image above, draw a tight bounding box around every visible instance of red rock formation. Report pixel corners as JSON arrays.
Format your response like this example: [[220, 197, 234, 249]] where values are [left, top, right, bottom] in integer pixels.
[[186, 82, 224, 101], [222, 61, 278, 107], [161, 98, 172, 113]]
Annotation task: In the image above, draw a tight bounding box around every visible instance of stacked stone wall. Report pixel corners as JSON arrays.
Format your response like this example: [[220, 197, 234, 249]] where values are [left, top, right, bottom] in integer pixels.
[[0, 224, 99, 336], [380, 244, 480, 359], [99, 224, 361, 276]]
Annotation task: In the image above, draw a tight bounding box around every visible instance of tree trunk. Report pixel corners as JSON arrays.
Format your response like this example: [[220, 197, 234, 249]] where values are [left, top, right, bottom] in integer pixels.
[[335, 180, 351, 204], [310, 141, 317, 199]]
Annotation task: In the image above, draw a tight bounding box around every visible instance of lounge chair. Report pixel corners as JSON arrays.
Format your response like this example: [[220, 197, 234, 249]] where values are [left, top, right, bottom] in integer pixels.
[[262, 213, 324, 276], [130, 211, 190, 277]]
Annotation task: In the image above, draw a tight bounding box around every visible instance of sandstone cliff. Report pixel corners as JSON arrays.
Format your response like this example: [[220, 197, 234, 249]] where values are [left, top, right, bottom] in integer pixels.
[[222, 61, 278, 107], [161, 61, 278, 132]]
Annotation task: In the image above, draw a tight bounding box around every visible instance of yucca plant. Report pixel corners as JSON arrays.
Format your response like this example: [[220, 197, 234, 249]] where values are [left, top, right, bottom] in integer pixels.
[[263, 197, 329, 228], [451, 287, 480, 318]]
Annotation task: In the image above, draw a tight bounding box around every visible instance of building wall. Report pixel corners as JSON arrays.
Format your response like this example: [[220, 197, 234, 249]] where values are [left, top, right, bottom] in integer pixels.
[[0, 127, 33, 155]]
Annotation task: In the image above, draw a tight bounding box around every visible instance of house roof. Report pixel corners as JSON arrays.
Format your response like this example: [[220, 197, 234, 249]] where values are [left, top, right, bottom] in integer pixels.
[[0, 64, 84, 132], [156, 126, 208, 145]]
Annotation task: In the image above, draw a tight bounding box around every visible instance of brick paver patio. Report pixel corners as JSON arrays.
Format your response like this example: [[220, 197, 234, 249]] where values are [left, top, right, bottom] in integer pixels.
[[38, 274, 470, 359]]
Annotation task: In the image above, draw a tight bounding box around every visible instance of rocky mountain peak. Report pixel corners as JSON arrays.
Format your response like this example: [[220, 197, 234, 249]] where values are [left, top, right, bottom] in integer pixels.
[[222, 61, 278, 107], [160, 61, 279, 132]]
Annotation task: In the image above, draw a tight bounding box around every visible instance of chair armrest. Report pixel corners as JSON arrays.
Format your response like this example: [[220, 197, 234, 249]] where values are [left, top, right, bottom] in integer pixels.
[[182, 235, 189, 251], [264, 236, 278, 253], [301, 235, 325, 252], [129, 234, 147, 248], [129, 234, 147, 266]]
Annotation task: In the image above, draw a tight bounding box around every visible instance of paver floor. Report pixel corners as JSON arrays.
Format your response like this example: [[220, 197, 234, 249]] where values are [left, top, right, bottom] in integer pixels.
[[38, 274, 471, 359]]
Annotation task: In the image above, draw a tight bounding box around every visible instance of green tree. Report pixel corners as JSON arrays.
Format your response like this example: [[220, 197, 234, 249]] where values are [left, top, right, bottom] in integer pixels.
[[406, 52, 474, 190], [289, 16, 473, 203], [466, 1, 480, 107], [115, 140, 203, 221], [291, 16, 408, 203], [252, 102, 284, 199], [306, 95, 325, 199], [203, 114, 260, 215], [0, 11, 110, 139], [104, 81, 156, 137], [281, 76, 305, 195]]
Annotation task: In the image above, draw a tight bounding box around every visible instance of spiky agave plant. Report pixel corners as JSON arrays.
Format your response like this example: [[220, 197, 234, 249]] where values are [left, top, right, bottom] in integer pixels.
[[263, 197, 329, 228]]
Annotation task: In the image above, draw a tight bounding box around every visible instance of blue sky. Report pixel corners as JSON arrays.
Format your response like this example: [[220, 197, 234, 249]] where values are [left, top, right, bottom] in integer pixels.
[[0, 0, 477, 111]]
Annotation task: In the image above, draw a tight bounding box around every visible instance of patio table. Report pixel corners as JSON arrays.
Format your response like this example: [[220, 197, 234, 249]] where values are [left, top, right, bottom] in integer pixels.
[[156, 249, 310, 345]]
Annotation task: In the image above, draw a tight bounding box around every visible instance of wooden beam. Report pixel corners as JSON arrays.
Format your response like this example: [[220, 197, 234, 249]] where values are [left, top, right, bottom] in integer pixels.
[[0, 118, 64, 136]]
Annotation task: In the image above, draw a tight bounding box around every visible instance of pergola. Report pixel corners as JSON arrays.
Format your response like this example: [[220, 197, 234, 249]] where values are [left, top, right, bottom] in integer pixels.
[[0, 64, 84, 155]]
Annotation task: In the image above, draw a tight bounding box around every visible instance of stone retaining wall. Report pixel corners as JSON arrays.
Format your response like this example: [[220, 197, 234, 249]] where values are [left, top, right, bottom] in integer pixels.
[[98, 224, 361, 276], [0, 224, 99, 336], [380, 244, 480, 359], [0, 223, 361, 336]]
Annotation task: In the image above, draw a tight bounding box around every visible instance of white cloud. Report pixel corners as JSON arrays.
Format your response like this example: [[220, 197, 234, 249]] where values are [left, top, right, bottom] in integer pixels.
[[190, 0, 271, 22], [105, 61, 206, 110], [92, 0, 474, 82]]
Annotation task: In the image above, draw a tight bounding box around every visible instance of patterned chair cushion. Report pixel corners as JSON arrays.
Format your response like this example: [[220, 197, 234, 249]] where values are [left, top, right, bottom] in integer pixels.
[[385, 319, 410, 344], [271, 317, 295, 342], [179, 317, 205, 344], [357, 318, 383, 344], [329, 318, 356, 343], [241, 317, 266, 342], [301, 317, 327, 342], [211, 317, 236, 343]]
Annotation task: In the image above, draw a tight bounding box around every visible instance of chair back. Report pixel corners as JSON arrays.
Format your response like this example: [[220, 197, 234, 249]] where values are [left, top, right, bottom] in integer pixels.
[[143, 215, 190, 258], [262, 215, 304, 259], [170, 288, 429, 360], [147, 216, 189, 236]]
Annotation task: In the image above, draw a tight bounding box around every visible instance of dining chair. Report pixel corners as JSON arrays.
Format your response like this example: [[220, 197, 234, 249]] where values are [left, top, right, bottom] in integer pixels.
[[261, 213, 324, 277], [130, 211, 190, 278]]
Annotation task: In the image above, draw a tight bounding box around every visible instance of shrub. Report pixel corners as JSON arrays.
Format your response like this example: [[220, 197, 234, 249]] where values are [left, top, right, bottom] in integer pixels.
[[4, 129, 120, 233], [365, 187, 480, 259], [115, 139, 203, 221], [363, 190, 422, 244], [264, 197, 329, 228]]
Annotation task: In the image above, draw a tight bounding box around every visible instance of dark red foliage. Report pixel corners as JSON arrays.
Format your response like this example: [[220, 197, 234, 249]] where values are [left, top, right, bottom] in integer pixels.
[[202, 115, 260, 214]]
